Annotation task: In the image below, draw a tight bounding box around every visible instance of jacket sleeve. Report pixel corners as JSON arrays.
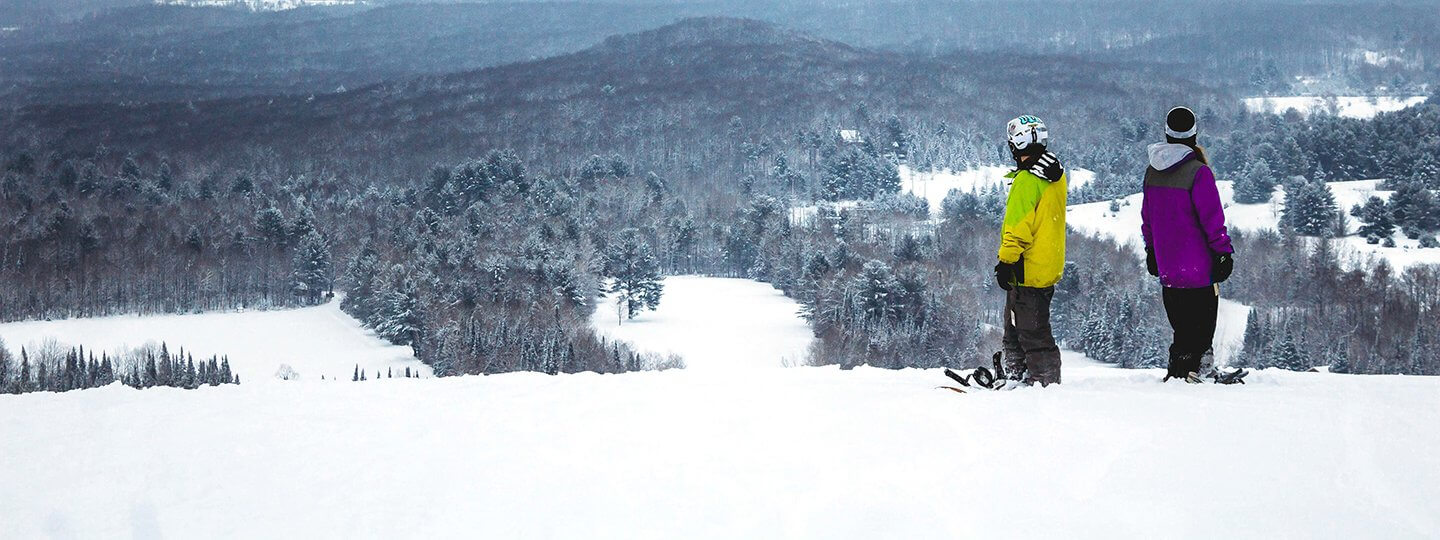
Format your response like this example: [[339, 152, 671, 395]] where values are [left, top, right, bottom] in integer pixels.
[[1191, 166, 1234, 254], [1141, 191, 1154, 251], [998, 174, 1045, 264]]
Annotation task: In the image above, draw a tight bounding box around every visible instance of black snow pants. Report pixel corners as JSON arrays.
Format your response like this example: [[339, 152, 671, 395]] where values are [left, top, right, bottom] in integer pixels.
[[1161, 285, 1219, 377], [1002, 286, 1061, 386]]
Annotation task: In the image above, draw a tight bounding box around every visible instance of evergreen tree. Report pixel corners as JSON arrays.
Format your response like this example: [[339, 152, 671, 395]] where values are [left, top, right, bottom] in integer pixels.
[[602, 228, 664, 321], [1233, 159, 1276, 204], [1351, 196, 1395, 243], [254, 206, 288, 247], [1282, 178, 1338, 237], [18, 350, 31, 393], [292, 231, 333, 305], [855, 259, 903, 321], [1273, 331, 1307, 371], [1388, 179, 1436, 238], [372, 265, 423, 346], [0, 337, 10, 393]]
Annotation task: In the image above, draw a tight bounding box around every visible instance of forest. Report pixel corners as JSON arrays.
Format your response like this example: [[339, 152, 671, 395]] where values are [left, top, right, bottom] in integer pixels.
[[1, 14, 1438, 387]]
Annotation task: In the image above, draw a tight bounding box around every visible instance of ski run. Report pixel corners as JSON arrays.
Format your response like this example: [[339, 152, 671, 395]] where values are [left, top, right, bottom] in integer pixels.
[[3, 276, 1439, 538]]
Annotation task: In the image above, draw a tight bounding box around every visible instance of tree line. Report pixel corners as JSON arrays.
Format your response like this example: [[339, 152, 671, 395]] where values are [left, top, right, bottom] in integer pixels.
[[0, 338, 239, 395]]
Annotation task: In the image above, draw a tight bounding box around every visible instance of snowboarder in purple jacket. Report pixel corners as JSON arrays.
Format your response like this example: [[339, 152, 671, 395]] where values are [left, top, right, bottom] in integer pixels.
[[1140, 107, 1235, 382]]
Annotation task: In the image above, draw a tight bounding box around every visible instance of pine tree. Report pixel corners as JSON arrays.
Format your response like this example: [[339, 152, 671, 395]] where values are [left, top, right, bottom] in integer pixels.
[[372, 264, 423, 346], [1233, 159, 1276, 204], [855, 260, 903, 321], [292, 230, 333, 305], [602, 228, 664, 321], [1351, 196, 1395, 243], [0, 337, 10, 393], [1282, 178, 1339, 237], [1273, 331, 1306, 371], [18, 350, 31, 393], [353, 365, 360, 382], [254, 206, 288, 247]]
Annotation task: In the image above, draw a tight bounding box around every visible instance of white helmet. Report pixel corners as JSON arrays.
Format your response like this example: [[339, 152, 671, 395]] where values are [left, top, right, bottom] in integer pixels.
[[1007, 115, 1049, 151]]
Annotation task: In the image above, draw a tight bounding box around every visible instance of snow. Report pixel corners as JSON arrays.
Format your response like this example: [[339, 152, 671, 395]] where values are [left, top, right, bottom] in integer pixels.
[[591, 276, 814, 370], [791, 165, 1096, 224], [4, 359, 1440, 537], [1067, 179, 1440, 271], [154, 0, 359, 11], [899, 165, 1096, 218], [0, 296, 429, 382], [1242, 96, 1428, 119], [5, 277, 1440, 537]]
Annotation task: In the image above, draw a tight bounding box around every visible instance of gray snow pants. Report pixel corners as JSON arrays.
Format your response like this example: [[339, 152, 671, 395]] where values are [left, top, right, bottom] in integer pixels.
[[1003, 286, 1061, 386]]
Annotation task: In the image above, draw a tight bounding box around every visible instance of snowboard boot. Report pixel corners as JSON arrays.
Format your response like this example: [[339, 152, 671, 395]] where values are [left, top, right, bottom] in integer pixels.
[[1197, 349, 1217, 379], [1164, 350, 1203, 383], [1022, 350, 1061, 387], [1000, 351, 1029, 383]]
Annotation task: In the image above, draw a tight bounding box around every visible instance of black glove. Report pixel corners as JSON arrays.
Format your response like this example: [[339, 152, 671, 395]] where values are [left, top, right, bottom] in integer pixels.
[[994, 260, 1021, 291], [1212, 252, 1234, 283], [1145, 246, 1159, 277], [1030, 151, 1064, 182]]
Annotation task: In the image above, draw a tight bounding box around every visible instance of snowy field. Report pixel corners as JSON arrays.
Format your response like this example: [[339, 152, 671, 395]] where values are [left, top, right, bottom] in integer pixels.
[[3, 278, 1439, 537], [899, 165, 1095, 218], [1242, 95, 1428, 119], [0, 296, 430, 382], [1068, 179, 1440, 271], [591, 276, 814, 370], [4, 357, 1439, 538], [791, 165, 1096, 223]]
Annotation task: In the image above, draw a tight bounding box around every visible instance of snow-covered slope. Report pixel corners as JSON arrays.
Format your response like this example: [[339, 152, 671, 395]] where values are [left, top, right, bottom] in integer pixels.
[[4, 362, 1438, 538], [1067, 179, 1440, 270], [0, 296, 428, 382], [1242, 96, 1428, 119], [792, 165, 1096, 223], [591, 276, 814, 370], [154, 0, 359, 11], [899, 165, 1096, 218], [4, 277, 1438, 537]]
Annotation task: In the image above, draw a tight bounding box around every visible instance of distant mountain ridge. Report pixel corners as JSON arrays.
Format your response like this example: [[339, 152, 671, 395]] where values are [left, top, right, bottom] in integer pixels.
[[154, 0, 361, 10]]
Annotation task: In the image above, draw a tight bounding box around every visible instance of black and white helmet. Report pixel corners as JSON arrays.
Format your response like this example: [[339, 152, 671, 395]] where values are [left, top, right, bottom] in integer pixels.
[[1007, 115, 1049, 152]]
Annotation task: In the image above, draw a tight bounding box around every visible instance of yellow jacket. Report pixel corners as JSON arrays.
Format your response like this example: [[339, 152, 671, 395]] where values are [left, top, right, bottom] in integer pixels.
[[997, 169, 1066, 288]]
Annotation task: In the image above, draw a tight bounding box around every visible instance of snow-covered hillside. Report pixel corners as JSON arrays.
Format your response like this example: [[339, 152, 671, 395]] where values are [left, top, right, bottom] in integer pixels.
[[0, 296, 429, 382], [154, 0, 359, 11], [4, 277, 1438, 537], [899, 165, 1095, 218], [1068, 179, 1440, 270], [591, 276, 814, 370], [1242, 95, 1428, 119], [4, 357, 1439, 537], [791, 165, 1096, 223]]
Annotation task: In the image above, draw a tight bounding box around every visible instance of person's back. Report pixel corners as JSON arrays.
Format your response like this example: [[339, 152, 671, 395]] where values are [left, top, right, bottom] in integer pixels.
[[1140, 107, 1235, 382], [1141, 143, 1227, 289], [993, 115, 1067, 387]]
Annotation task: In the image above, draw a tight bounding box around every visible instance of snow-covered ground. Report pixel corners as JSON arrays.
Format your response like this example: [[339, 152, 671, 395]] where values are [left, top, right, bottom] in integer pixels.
[[591, 276, 814, 370], [791, 165, 1095, 224], [899, 165, 1095, 218], [1068, 179, 1440, 271], [154, 0, 359, 10], [4, 277, 1439, 537], [1242, 95, 1428, 119], [5, 358, 1439, 538], [0, 296, 429, 382]]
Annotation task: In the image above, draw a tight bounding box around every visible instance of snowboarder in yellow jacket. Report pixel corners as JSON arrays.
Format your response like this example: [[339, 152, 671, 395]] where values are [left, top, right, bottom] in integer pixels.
[[994, 115, 1067, 386]]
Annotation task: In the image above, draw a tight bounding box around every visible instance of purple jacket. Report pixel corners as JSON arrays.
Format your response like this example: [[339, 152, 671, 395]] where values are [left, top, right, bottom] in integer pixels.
[[1140, 143, 1234, 289]]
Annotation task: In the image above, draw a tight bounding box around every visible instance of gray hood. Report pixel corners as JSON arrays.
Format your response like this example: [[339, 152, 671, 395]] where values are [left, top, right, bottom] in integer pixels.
[[1147, 142, 1194, 171]]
